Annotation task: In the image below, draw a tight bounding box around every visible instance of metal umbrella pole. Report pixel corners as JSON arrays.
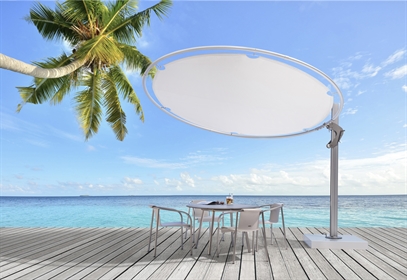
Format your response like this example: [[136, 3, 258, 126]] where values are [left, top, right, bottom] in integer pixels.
[[326, 104, 344, 239]]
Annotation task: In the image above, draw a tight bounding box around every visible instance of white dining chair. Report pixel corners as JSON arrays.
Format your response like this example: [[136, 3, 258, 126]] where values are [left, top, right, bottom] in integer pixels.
[[216, 208, 266, 264], [148, 205, 194, 257], [187, 200, 227, 240], [188, 200, 224, 229], [260, 203, 287, 249]]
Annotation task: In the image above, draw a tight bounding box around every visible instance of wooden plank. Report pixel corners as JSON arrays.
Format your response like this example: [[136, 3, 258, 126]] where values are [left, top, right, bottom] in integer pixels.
[[285, 227, 327, 279], [1, 228, 129, 279], [0, 228, 99, 273], [345, 228, 407, 260], [134, 228, 195, 280], [253, 230, 273, 280], [263, 227, 291, 280], [114, 228, 185, 279], [239, 232, 256, 280], [272, 226, 308, 279], [60, 228, 157, 280], [221, 231, 244, 280], [99, 228, 175, 280], [183, 228, 230, 280], [291, 227, 344, 279], [69, 228, 150, 279], [302, 227, 362, 280], [306, 227, 375, 280], [0, 228, 46, 246], [366, 228, 407, 249], [374, 228, 407, 245], [1, 227, 406, 280], [336, 228, 406, 280], [340, 228, 407, 278], [0, 227, 77, 254], [24, 228, 142, 280]]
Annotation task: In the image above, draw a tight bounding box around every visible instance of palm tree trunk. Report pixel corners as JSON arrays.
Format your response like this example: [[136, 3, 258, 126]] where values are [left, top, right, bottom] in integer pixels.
[[0, 53, 85, 78]]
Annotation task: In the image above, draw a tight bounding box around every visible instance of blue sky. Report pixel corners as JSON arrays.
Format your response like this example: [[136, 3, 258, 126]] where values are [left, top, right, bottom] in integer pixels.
[[0, 0, 405, 196]]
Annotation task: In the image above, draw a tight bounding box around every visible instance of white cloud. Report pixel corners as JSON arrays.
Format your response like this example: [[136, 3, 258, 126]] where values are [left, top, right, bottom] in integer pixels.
[[121, 149, 226, 169], [208, 150, 405, 195], [332, 49, 406, 92], [180, 172, 195, 187], [342, 108, 358, 116], [402, 85, 407, 93], [381, 49, 406, 67], [136, 36, 150, 50], [164, 178, 183, 191], [87, 145, 96, 151], [124, 177, 143, 184], [384, 65, 407, 79], [362, 63, 381, 77], [121, 156, 187, 169]]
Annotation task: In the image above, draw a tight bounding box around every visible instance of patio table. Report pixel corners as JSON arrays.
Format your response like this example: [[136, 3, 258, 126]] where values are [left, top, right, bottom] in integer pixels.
[[186, 203, 268, 255]]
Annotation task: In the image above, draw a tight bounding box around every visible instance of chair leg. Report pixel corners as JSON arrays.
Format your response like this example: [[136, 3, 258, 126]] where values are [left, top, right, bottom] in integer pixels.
[[281, 208, 288, 249], [154, 211, 160, 257], [148, 209, 154, 252], [216, 228, 221, 257], [245, 232, 251, 253], [180, 226, 184, 250], [255, 231, 258, 252], [252, 232, 255, 254], [270, 224, 274, 244], [189, 227, 193, 256]]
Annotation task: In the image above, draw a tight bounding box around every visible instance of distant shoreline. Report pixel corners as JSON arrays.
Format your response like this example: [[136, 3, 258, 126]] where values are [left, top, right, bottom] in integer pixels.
[[1, 194, 405, 198]]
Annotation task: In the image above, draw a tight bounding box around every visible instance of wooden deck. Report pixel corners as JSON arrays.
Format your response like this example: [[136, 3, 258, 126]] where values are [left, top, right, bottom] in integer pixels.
[[0, 227, 406, 279]]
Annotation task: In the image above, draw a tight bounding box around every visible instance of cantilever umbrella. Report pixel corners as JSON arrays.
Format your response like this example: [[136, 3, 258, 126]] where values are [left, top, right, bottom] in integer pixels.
[[142, 46, 367, 249]]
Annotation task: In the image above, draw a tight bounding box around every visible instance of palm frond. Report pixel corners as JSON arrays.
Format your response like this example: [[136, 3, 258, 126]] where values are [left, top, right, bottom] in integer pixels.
[[119, 43, 155, 77], [75, 36, 124, 66], [101, 0, 137, 44], [107, 0, 172, 39], [16, 54, 79, 111], [26, 2, 76, 43], [101, 70, 128, 141], [108, 65, 144, 121], [62, 0, 101, 26], [75, 70, 103, 140]]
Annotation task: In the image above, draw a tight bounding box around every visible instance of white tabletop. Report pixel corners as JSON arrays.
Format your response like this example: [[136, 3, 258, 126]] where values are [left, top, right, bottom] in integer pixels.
[[186, 203, 259, 211]]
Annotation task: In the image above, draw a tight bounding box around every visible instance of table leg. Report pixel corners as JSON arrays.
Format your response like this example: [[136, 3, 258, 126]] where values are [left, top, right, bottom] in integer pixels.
[[195, 210, 205, 249], [208, 210, 216, 255]]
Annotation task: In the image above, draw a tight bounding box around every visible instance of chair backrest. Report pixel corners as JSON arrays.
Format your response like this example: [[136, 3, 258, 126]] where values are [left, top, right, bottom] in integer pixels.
[[190, 200, 210, 218], [267, 203, 283, 223], [237, 208, 262, 231]]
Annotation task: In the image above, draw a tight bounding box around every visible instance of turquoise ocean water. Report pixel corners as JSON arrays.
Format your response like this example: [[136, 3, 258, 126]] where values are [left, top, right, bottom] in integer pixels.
[[0, 195, 406, 228]]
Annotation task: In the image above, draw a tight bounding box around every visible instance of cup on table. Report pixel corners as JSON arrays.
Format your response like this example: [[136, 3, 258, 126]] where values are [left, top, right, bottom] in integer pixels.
[[226, 196, 233, 205]]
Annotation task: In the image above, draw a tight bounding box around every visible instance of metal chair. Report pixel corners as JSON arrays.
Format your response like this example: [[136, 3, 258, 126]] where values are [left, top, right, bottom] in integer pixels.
[[188, 200, 224, 229], [148, 205, 194, 257], [188, 200, 229, 244], [216, 208, 267, 264], [260, 203, 287, 248]]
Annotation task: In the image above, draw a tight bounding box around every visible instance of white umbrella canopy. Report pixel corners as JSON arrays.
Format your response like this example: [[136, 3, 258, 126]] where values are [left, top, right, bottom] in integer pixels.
[[142, 47, 367, 249], [143, 46, 343, 138]]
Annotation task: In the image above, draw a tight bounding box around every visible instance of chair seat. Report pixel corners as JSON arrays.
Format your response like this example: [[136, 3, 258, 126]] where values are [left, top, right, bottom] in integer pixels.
[[219, 226, 235, 233], [161, 221, 191, 227], [197, 215, 222, 223]]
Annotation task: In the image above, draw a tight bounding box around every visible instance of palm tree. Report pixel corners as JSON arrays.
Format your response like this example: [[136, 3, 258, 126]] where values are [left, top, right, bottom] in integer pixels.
[[12, 0, 172, 141]]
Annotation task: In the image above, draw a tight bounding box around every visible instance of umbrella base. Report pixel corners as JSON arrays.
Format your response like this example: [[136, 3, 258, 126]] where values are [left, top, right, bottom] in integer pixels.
[[303, 234, 368, 249]]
